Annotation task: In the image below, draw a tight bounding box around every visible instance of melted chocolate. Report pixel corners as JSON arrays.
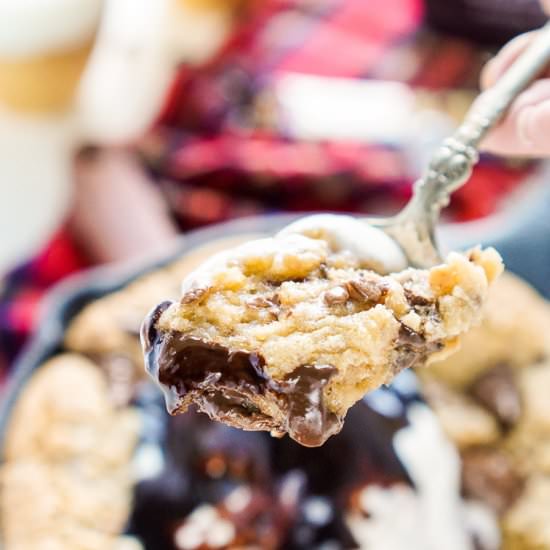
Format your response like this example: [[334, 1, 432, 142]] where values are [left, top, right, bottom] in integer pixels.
[[142, 302, 342, 447], [461, 448, 524, 514], [469, 364, 521, 430], [392, 325, 442, 375], [141, 300, 172, 354], [282, 365, 341, 448], [128, 399, 411, 550]]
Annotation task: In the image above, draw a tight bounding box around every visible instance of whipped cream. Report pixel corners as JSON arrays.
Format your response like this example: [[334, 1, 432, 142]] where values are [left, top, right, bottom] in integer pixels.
[[0, 108, 74, 274], [0, 0, 102, 58], [279, 214, 407, 274], [76, 0, 175, 144], [348, 404, 500, 550], [168, 0, 233, 65]]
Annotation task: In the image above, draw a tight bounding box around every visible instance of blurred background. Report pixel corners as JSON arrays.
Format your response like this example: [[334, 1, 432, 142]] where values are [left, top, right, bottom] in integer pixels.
[[1, 0, 549, 369]]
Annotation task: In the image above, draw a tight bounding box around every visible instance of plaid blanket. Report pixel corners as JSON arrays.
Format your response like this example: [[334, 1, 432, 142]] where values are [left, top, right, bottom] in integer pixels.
[[0, 0, 539, 369], [141, 0, 532, 228]]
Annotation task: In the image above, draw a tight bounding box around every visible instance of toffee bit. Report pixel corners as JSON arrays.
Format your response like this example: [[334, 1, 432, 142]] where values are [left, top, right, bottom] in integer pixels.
[[345, 279, 387, 304], [247, 296, 278, 309], [324, 286, 350, 306], [404, 288, 431, 307], [180, 286, 210, 305], [246, 296, 281, 321]]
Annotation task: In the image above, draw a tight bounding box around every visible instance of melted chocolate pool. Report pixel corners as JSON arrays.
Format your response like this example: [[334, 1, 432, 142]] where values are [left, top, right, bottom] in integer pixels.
[[141, 302, 342, 447]]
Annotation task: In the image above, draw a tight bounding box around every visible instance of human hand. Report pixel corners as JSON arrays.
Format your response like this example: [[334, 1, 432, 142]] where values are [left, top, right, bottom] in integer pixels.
[[480, 0, 550, 157]]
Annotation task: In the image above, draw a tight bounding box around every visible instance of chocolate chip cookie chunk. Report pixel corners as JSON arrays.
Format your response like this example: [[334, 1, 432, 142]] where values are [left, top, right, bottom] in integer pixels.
[[142, 217, 502, 447], [422, 273, 550, 549], [0, 354, 142, 550]]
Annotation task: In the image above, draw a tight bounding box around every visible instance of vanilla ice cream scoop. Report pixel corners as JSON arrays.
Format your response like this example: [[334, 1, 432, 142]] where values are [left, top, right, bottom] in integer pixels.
[[278, 214, 408, 274]]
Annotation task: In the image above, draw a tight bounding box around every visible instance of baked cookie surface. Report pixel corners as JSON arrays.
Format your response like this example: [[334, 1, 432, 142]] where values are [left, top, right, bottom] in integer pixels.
[[143, 217, 503, 446], [423, 273, 550, 550]]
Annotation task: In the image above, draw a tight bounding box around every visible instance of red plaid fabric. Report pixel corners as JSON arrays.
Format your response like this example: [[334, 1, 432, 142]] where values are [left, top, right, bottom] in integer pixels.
[[142, 0, 533, 229], [0, 0, 539, 370]]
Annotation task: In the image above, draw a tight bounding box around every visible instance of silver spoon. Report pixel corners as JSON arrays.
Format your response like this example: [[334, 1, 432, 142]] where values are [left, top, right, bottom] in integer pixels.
[[366, 22, 550, 268]]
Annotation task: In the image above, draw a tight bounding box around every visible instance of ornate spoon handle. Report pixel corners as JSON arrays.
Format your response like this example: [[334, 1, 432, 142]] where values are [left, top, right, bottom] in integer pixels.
[[460, 21, 550, 149], [412, 21, 550, 220]]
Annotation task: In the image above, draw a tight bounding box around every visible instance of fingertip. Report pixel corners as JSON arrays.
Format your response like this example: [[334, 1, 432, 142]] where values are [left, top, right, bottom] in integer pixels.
[[516, 105, 536, 148], [517, 100, 550, 153], [480, 32, 537, 91], [478, 130, 508, 155], [480, 99, 550, 157], [480, 58, 497, 90]]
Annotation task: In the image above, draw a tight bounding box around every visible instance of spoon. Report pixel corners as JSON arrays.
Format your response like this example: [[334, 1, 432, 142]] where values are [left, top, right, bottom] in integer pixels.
[[366, 22, 550, 268]]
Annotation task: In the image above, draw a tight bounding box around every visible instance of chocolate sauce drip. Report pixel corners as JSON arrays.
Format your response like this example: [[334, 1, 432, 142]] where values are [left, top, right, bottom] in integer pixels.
[[141, 300, 172, 355], [283, 365, 340, 448], [157, 338, 269, 408], [141, 303, 342, 447]]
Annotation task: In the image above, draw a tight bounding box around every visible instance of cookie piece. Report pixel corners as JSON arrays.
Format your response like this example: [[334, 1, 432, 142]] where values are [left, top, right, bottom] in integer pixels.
[[422, 380, 501, 449], [4, 354, 139, 465], [143, 223, 502, 447], [426, 273, 550, 388], [502, 362, 550, 476], [517, 362, 550, 435], [1, 460, 135, 543], [503, 475, 550, 550], [0, 354, 141, 549], [420, 276, 550, 548]]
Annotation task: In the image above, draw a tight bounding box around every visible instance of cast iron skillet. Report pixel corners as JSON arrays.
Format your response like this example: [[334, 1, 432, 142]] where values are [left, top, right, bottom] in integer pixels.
[[2, 189, 550, 451]]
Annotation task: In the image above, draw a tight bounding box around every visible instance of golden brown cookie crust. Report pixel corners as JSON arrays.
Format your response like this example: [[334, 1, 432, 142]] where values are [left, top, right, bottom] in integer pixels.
[[0, 354, 141, 549], [144, 232, 502, 446]]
